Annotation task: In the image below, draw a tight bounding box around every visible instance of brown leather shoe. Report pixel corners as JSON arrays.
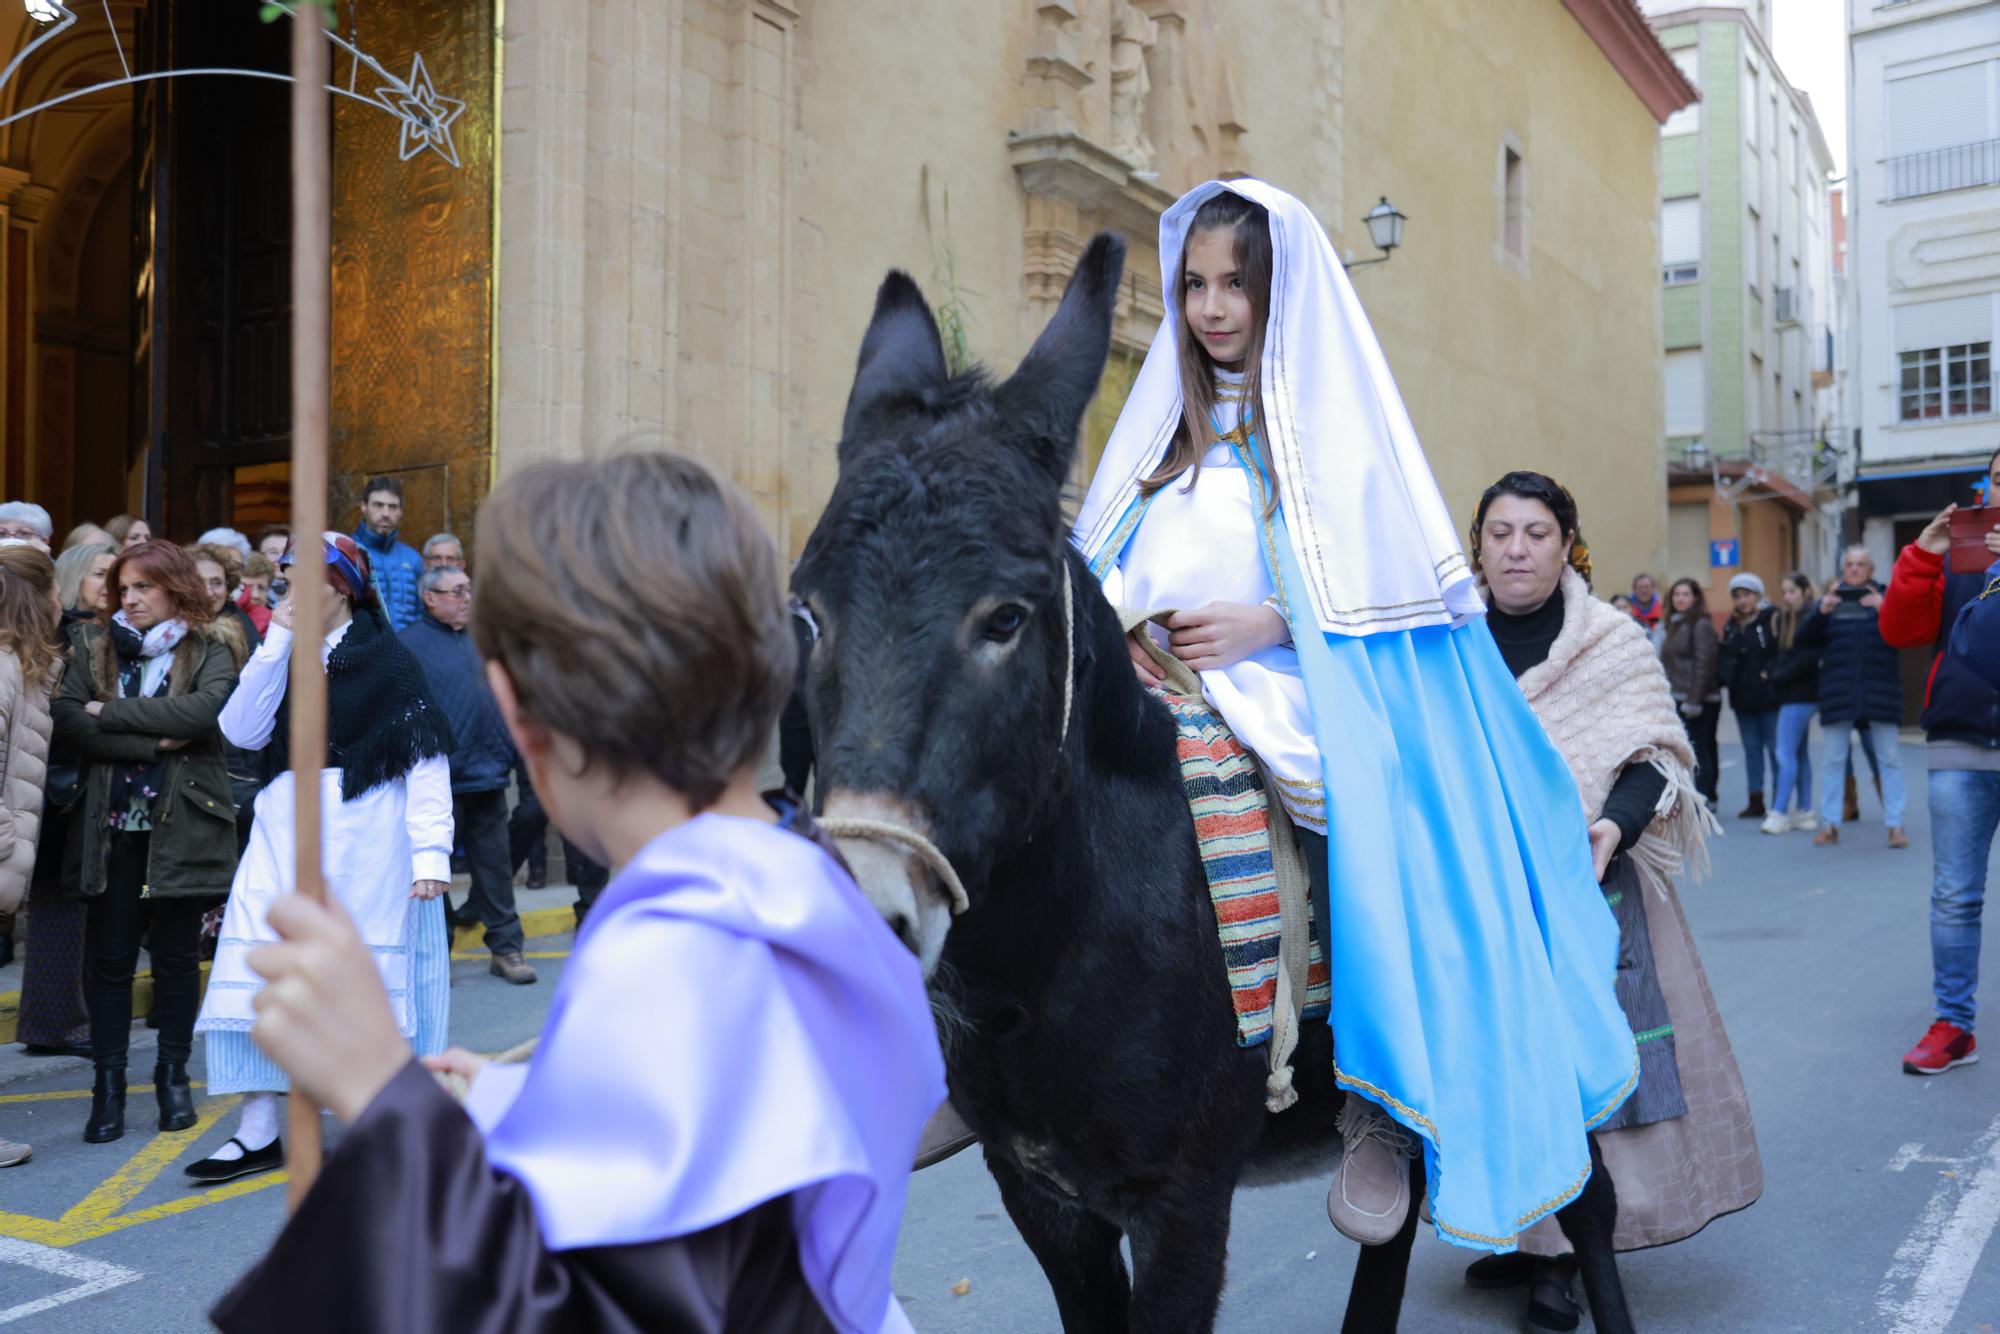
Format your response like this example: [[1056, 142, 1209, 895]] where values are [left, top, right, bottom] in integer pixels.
[[1888, 826, 1910, 849], [490, 952, 539, 985], [1813, 824, 1839, 847]]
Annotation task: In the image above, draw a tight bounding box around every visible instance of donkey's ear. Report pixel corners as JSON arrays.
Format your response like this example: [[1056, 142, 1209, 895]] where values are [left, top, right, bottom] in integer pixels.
[[841, 271, 949, 455], [994, 232, 1126, 483]]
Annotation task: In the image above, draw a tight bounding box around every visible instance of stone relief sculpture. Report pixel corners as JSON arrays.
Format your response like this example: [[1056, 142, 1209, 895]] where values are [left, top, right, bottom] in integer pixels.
[[1109, 0, 1157, 172]]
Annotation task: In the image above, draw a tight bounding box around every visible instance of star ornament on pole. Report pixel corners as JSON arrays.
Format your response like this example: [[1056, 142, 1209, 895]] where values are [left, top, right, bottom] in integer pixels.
[[378, 52, 464, 168]]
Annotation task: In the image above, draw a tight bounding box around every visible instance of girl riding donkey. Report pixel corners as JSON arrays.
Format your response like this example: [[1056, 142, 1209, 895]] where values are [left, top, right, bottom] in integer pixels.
[[1075, 182, 1639, 1259]]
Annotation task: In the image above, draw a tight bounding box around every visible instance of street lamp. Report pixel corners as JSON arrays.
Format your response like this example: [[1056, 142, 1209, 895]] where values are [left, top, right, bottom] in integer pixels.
[[1346, 196, 1408, 269], [22, 0, 65, 24]]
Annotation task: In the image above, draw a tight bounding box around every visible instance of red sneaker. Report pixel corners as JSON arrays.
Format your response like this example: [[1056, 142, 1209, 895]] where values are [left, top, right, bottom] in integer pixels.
[[1904, 1021, 1978, 1075]]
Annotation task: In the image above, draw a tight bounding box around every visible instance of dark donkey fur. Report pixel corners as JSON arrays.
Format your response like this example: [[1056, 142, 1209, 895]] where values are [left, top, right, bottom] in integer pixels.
[[794, 232, 1635, 1333]]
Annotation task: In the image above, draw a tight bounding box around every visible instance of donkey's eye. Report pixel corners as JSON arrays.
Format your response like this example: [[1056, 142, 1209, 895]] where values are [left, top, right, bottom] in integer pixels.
[[983, 605, 1028, 642]]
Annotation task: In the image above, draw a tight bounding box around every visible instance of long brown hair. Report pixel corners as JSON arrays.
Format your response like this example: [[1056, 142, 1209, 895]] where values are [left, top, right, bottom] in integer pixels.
[[1140, 191, 1275, 501], [0, 545, 61, 685], [1775, 571, 1814, 650], [104, 541, 216, 627], [1667, 576, 1708, 618]]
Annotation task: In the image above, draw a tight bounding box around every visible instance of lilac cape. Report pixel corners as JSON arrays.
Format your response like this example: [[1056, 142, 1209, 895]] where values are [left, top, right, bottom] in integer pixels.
[[464, 814, 946, 1333]]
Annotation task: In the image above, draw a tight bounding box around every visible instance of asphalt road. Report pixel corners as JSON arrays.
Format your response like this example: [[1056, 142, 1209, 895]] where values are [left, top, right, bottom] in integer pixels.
[[2, 732, 1997, 1332]]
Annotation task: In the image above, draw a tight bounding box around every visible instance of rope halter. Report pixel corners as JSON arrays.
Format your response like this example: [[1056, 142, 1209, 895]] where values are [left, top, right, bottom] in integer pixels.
[[821, 559, 1077, 918]]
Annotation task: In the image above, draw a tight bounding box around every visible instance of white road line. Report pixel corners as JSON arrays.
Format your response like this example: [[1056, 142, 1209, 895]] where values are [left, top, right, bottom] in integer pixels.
[[0, 1236, 143, 1324], [1878, 1112, 2000, 1334]]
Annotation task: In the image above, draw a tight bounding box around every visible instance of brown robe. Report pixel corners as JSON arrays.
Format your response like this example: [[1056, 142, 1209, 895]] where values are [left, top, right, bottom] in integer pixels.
[[211, 1060, 837, 1333]]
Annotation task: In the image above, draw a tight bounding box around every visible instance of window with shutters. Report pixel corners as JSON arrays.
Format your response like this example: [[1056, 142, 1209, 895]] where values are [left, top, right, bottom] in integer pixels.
[[1895, 297, 1995, 421], [1745, 212, 1760, 290], [1662, 48, 1700, 136], [1662, 197, 1701, 284], [1744, 61, 1759, 148], [1885, 60, 1999, 200], [1665, 350, 1705, 437]]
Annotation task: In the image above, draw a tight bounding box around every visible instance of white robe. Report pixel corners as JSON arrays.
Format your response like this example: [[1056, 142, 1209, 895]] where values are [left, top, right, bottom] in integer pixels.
[[1099, 369, 1325, 832], [195, 621, 454, 1038]]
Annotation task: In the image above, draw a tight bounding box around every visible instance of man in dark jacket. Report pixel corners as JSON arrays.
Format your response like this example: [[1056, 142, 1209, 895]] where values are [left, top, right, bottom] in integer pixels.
[[400, 567, 535, 985], [1719, 572, 1781, 819], [1798, 545, 1907, 849], [353, 476, 426, 632], [1881, 471, 2000, 1077]]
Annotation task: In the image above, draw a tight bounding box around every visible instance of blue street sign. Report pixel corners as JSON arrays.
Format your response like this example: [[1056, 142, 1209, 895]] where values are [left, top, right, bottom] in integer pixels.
[[1710, 539, 1739, 568]]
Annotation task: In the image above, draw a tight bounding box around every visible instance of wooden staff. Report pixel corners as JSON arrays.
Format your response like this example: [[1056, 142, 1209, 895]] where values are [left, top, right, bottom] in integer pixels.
[[285, 8, 332, 1214]]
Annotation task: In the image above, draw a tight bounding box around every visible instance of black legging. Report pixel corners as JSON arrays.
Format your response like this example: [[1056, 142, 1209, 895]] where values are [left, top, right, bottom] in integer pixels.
[[1683, 705, 1720, 805], [87, 831, 203, 1071]]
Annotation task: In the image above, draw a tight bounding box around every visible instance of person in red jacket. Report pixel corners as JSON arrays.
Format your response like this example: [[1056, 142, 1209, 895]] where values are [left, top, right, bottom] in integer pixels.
[[1879, 448, 2000, 1076]]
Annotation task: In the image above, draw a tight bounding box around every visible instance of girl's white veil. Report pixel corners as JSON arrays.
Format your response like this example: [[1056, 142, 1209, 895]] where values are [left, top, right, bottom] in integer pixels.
[[1073, 178, 1484, 637]]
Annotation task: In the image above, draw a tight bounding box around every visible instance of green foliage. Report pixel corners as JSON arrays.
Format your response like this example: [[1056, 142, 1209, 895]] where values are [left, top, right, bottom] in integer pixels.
[[921, 171, 977, 376]]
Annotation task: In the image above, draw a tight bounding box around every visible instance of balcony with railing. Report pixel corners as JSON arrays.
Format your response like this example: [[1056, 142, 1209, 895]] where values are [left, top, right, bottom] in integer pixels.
[[1886, 138, 2000, 202]]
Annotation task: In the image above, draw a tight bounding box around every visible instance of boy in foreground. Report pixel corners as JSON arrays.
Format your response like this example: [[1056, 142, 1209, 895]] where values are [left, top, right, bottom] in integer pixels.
[[212, 454, 946, 1333]]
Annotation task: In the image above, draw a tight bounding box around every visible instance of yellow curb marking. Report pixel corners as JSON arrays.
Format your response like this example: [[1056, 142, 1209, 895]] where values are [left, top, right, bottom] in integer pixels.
[[0, 1082, 205, 1105], [2, 909, 575, 1042], [0, 1096, 287, 1247], [449, 949, 571, 962]]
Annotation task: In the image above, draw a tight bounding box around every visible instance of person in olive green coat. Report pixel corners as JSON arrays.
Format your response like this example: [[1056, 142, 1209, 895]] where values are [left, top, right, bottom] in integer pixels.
[[51, 540, 239, 1146]]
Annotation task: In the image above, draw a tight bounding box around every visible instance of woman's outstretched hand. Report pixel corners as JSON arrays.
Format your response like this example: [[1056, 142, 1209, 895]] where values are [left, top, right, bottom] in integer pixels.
[[1165, 601, 1290, 673], [247, 892, 411, 1124]]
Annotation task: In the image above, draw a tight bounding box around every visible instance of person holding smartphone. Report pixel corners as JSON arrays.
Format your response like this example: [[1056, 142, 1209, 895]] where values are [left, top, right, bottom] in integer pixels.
[[1879, 450, 2000, 1076], [1797, 546, 1907, 850]]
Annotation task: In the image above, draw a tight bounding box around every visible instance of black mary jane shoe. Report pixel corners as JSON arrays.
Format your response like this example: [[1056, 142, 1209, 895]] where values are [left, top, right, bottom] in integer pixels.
[[155, 1062, 197, 1132], [185, 1137, 285, 1184], [83, 1070, 127, 1144], [1525, 1260, 1581, 1334], [1464, 1252, 1535, 1290]]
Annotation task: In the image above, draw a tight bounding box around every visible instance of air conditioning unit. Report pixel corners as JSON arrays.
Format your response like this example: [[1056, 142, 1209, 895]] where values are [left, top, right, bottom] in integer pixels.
[[1774, 287, 1801, 326]]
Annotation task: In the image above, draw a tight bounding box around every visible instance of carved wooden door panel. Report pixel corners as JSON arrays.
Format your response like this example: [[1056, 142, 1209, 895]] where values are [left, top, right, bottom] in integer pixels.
[[328, 0, 494, 549]]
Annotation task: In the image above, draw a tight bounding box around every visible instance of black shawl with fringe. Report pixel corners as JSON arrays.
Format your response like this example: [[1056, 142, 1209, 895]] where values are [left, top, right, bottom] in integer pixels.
[[269, 607, 455, 801]]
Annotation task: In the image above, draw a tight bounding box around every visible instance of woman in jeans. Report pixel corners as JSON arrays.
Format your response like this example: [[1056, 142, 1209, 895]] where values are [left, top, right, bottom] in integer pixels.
[[1762, 573, 1822, 834], [1661, 578, 1722, 808], [52, 541, 238, 1145]]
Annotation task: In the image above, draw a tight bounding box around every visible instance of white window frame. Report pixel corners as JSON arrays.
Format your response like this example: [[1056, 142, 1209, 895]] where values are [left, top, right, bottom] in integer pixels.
[[1899, 343, 1995, 422]]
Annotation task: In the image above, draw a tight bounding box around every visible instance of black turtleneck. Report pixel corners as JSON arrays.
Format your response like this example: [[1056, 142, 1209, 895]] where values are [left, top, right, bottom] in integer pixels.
[[1487, 585, 1568, 678], [1488, 583, 1666, 857]]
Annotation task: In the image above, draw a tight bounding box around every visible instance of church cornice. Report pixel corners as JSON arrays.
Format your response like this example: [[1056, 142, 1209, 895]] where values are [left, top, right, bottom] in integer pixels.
[[1561, 0, 1699, 123]]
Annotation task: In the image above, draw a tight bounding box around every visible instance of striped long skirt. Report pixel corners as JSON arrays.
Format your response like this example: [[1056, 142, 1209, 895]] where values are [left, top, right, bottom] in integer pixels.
[[204, 896, 450, 1094]]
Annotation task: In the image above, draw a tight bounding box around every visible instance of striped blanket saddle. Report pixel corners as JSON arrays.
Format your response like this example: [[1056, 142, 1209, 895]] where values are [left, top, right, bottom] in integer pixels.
[[1155, 688, 1331, 1048]]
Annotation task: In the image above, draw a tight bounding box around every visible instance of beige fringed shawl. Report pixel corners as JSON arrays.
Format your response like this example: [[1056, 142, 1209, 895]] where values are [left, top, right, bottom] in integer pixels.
[[1513, 568, 1719, 897], [1509, 568, 1762, 1256]]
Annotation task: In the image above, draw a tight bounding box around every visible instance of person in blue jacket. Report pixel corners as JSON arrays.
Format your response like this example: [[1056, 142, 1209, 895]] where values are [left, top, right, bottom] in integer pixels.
[[351, 476, 425, 632], [1949, 562, 2000, 694]]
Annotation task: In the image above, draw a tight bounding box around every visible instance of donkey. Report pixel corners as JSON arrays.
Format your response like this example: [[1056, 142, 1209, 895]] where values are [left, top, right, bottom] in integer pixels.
[[792, 231, 1634, 1333]]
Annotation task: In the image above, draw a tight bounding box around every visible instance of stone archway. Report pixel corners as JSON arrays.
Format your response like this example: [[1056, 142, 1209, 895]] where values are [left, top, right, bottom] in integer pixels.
[[30, 118, 133, 532]]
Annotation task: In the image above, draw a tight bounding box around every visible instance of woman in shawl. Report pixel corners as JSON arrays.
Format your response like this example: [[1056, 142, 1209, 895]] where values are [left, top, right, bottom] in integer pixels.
[[188, 533, 455, 1183], [1470, 471, 1759, 1331], [1075, 180, 1636, 1256]]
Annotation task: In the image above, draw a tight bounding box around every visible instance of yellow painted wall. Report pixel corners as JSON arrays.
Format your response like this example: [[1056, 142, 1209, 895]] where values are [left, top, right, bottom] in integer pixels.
[[1340, 0, 1668, 596], [496, 0, 1666, 581]]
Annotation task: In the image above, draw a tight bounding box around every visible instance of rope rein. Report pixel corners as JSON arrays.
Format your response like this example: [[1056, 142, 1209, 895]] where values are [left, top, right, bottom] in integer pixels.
[[823, 559, 1077, 919], [816, 816, 972, 915]]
